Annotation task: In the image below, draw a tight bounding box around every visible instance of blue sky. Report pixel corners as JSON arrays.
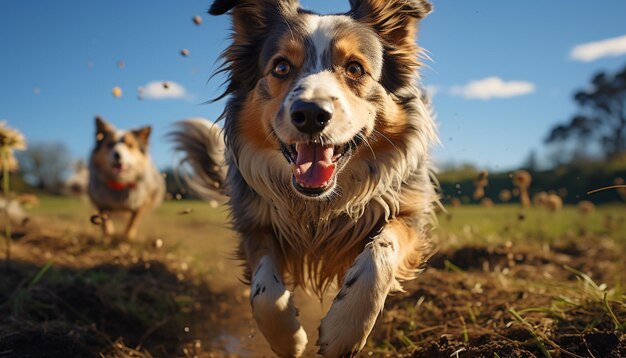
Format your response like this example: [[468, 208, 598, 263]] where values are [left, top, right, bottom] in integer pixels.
[[2, 0, 626, 172]]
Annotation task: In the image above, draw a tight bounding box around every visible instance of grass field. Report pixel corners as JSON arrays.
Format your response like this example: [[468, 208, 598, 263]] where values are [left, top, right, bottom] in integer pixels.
[[1, 195, 625, 357]]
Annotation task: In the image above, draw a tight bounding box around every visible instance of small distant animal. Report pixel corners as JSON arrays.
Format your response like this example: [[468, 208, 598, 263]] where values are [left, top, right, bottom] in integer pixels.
[[171, 0, 437, 356], [88, 117, 164, 240]]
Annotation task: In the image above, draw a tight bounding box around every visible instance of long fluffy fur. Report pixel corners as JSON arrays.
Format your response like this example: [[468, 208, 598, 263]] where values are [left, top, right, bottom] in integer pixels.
[[173, 1, 440, 355], [172, 1, 438, 296], [173, 107, 438, 295], [169, 118, 228, 200]]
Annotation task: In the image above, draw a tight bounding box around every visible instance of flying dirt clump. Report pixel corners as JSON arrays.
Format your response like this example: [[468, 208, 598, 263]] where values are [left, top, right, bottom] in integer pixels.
[[499, 189, 512, 203], [112, 86, 122, 98], [545, 192, 563, 212], [533, 191, 548, 207], [480, 197, 494, 208], [513, 170, 532, 207], [577, 200, 595, 215], [473, 170, 488, 200]]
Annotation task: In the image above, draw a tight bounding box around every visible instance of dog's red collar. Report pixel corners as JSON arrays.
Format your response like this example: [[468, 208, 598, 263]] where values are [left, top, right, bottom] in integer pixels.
[[107, 180, 137, 190]]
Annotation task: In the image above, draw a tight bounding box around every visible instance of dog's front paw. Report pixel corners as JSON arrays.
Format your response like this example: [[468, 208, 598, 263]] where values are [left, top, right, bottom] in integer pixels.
[[317, 294, 376, 358], [317, 280, 384, 357], [271, 324, 307, 358], [317, 241, 397, 357], [317, 334, 361, 358], [253, 287, 308, 357], [251, 256, 308, 357]]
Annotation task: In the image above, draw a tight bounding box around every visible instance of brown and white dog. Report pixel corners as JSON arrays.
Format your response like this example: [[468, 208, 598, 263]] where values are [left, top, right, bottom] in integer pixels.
[[89, 117, 165, 240], [172, 0, 438, 356]]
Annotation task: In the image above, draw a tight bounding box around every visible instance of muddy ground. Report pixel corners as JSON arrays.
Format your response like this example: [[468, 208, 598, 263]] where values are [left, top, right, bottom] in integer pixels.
[[1, 199, 625, 357]]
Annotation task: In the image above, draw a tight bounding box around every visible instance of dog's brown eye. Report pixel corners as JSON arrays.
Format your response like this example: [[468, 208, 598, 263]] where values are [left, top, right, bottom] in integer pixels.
[[345, 61, 365, 79], [272, 60, 291, 78]]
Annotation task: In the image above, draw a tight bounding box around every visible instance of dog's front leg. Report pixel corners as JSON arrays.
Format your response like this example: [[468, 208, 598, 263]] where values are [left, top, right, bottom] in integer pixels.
[[318, 223, 405, 357], [100, 209, 115, 238], [125, 200, 150, 240], [250, 254, 308, 357], [124, 210, 141, 240]]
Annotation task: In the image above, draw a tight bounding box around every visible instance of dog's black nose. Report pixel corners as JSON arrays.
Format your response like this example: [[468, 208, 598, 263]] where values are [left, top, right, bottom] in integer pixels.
[[113, 151, 121, 161], [290, 100, 333, 135]]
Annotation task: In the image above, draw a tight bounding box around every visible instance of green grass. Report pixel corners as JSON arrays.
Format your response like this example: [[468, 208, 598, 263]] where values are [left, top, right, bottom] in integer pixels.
[[437, 204, 626, 246], [26, 195, 91, 219], [30, 195, 228, 222], [24, 195, 234, 280], [29, 196, 625, 241]]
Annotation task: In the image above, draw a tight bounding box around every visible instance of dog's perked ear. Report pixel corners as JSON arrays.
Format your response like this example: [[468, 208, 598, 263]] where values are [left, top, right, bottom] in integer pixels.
[[209, 0, 299, 38], [209, 0, 299, 15], [208, 0, 300, 97], [95, 116, 114, 143], [349, 0, 432, 92], [132, 126, 152, 153]]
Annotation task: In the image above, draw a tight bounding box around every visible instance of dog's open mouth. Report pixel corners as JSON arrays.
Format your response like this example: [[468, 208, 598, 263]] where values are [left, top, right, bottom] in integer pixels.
[[112, 162, 126, 174], [280, 137, 361, 197]]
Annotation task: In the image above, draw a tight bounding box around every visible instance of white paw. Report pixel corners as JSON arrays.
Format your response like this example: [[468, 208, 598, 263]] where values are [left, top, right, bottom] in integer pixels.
[[251, 256, 308, 357], [317, 241, 396, 357]]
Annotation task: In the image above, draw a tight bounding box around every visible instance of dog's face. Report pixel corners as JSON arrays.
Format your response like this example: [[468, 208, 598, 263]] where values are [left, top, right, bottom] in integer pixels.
[[91, 117, 152, 182], [213, 0, 431, 199]]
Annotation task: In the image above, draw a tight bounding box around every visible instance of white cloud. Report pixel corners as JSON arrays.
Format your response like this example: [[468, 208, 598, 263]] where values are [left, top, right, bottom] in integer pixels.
[[138, 81, 187, 100], [449, 77, 535, 100], [570, 34, 626, 62]]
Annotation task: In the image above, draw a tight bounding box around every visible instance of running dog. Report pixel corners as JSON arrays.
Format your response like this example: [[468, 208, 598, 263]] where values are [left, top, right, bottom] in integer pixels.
[[172, 0, 437, 356], [89, 117, 165, 240]]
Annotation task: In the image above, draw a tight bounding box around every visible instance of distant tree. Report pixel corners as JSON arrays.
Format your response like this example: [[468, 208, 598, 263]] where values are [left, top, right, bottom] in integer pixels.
[[545, 64, 626, 161], [17, 142, 72, 193], [522, 149, 539, 171]]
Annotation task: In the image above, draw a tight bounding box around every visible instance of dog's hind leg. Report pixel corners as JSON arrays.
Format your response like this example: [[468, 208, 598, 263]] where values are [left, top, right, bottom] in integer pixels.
[[318, 219, 422, 357], [250, 254, 308, 357]]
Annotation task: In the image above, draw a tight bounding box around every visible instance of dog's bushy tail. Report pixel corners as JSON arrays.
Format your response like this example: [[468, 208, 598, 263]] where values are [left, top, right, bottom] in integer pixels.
[[170, 118, 228, 199]]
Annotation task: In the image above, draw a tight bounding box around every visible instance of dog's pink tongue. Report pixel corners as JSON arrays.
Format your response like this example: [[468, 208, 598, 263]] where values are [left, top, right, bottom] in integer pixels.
[[294, 142, 336, 188]]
